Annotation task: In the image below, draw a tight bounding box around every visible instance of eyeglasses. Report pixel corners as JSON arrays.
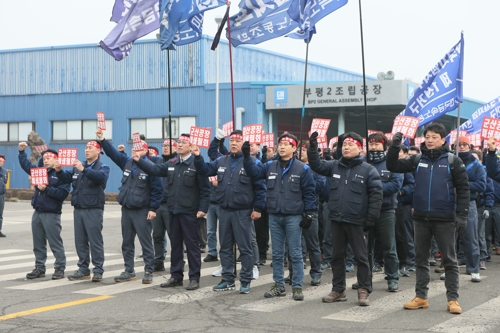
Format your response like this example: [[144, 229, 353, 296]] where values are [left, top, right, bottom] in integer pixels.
[[458, 143, 469, 147]]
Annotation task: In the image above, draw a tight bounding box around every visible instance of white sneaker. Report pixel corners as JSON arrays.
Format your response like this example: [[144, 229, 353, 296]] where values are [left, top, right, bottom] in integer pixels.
[[471, 272, 481, 282], [212, 265, 222, 277], [252, 265, 259, 280], [440, 273, 445, 280]]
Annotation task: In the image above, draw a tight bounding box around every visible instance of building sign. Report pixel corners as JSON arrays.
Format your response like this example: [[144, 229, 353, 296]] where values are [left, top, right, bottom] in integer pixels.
[[266, 80, 415, 109]]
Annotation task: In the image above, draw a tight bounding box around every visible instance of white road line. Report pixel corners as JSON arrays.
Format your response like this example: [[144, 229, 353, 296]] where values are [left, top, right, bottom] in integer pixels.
[[0, 254, 59, 263], [149, 270, 275, 304], [0, 253, 122, 271], [427, 294, 500, 333], [322, 275, 485, 322], [236, 274, 386, 312], [0, 249, 29, 255]]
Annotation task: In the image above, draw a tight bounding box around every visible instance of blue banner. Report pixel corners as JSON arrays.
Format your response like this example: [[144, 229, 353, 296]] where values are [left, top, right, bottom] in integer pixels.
[[110, 0, 126, 23], [456, 97, 500, 135], [287, 0, 348, 40], [399, 33, 464, 127], [100, 0, 160, 61]]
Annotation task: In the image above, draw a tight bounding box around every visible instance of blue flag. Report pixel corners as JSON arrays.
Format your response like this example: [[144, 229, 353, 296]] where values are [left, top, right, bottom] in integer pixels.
[[399, 33, 464, 127], [287, 0, 348, 40], [110, 0, 126, 23], [100, 0, 160, 61], [454, 97, 500, 135]]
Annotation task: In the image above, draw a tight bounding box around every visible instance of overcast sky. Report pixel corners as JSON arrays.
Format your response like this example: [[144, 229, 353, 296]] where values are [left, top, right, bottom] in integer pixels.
[[0, 0, 496, 104]]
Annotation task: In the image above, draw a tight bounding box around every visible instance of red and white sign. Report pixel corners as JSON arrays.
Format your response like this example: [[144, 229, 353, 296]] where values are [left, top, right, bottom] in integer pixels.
[[30, 168, 49, 186], [131, 132, 143, 151], [448, 130, 468, 144], [208, 176, 217, 182], [222, 121, 233, 138], [469, 134, 482, 147], [363, 138, 367, 153], [262, 133, 275, 148], [385, 133, 393, 141], [414, 136, 425, 147], [317, 135, 328, 149], [58, 148, 78, 166], [243, 124, 263, 144], [480, 117, 500, 140], [97, 112, 106, 130], [310, 118, 331, 137], [392, 116, 420, 139], [33, 145, 48, 153], [368, 129, 380, 136], [329, 136, 338, 149], [190, 126, 212, 148]]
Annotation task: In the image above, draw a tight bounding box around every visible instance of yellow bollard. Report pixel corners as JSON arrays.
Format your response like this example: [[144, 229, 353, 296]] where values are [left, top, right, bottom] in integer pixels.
[[6, 169, 11, 189]]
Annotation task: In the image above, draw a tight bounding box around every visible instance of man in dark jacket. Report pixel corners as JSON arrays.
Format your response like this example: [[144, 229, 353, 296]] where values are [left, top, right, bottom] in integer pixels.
[[0, 154, 7, 237], [387, 122, 470, 315], [134, 134, 210, 290], [96, 128, 162, 285], [55, 141, 110, 282], [364, 132, 403, 292], [18, 143, 70, 280], [194, 130, 266, 294], [308, 132, 383, 307], [243, 133, 317, 301]]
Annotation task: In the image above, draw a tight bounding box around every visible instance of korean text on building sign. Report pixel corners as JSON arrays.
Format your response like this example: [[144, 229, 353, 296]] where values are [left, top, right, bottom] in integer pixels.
[[392, 116, 420, 139], [243, 124, 263, 144], [189, 126, 212, 148], [30, 168, 49, 186]]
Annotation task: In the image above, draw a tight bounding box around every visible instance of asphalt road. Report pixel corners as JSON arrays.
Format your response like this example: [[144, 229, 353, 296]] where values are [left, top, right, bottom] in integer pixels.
[[1, 201, 500, 333]]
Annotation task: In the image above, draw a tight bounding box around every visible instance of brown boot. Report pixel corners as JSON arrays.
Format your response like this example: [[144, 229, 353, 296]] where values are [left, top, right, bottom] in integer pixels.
[[447, 300, 462, 314], [404, 297, 429, 310], [358, 288, 369, 306], [322, 290, 347, 303]]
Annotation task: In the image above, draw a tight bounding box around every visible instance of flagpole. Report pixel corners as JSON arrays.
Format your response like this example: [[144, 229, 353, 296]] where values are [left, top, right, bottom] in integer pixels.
[[298, 41, 310, 160], [167, 49, 173, 152], [455, 103, 461, 156], [358, 0, 369, 150], [225, 2, 236, 130]]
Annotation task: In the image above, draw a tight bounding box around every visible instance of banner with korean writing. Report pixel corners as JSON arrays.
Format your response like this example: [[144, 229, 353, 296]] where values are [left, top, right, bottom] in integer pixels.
[[97, 112, 106, 130], [469, 134, 482, 148], [398, 33, 464, 127], [262, 133, 275, 148], [58, 149, 78, 167], [455, 96, 500, 135], [189, 126, 212, 148], [414, 136, 425, 147], [317, 135, 328, 149], [329, 136, 338, 149], [243, 124, 263, 144], [222, 121, 233, 138], [448, 130, 468, 145], [480, 117, 500, 140], [132, 132, 143, 151], [310, 118, 330, 137], [30, 168, 49, 186], [392, 116, 420, 139], [33, 145, 48, 153]]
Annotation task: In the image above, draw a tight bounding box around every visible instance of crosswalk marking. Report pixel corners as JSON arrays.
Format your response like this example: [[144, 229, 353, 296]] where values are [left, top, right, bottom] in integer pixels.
[[0, 249, 29, 255], [236, 274, 386, 312], [427, 295, 500, 332], [0, 254, 46, 263], [322, 275, 486, 322], [0, 253, 121, 271]]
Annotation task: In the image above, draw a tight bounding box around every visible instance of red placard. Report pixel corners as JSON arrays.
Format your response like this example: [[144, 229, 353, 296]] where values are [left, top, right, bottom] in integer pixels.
[[329, 136, 338, 149], [480, 117, 500, 140], [97, 112, 106, 130], [33, 145, 48, 153], [414, 136, 425, 147], [208, 176, 217, 182], [243, 124, 263, 144], [368, 129, 380, 136], [131, 132, 143, 151], [385, 133, 394, 141], [30, 168, 49, 186], [262, 133, 275, 148], [58, 148, 78, 166], [189, 126, 212, 148], [363, 138, 367, 153], [392, 116, 420, 139], [310, 118, 331, 137], [317, 135, 328, 149], [469, 134, 482, 147], [222, 121, 233, 138], [448, 130, 468, 144]]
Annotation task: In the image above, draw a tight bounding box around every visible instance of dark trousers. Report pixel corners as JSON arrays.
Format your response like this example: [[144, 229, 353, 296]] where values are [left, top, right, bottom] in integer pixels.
[[396, 204, 415, 267], [32, 211, 66, 272], [152, 202, 170, 265], [254, 208, 269, 260], [121, 207, 154, 274], [414, 219, 459, 301], [331, 220, 372, 293], [74, 208, 104, 275], [302, 213, 322, 279], [169, 213, 201, 281], [368, 211, 399, 281]]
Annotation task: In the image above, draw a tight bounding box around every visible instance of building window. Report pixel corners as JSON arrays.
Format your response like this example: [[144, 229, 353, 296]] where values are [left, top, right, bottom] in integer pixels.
[[0, 122, 35, 142], [130, 117, 195, 139], [52, 120, 113, 141]]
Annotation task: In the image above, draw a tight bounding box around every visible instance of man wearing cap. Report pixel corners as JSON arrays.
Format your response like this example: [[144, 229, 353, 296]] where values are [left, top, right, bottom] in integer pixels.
[[95, 128, 162, 284], [193, 130, 266, 294], [134, 134, 210, 290], [0, 154, 7, 237], [55, 141, 110, 282], [307, 132, 383, 306], [243, 133, 317, 301], [18, 143, 70, 280]]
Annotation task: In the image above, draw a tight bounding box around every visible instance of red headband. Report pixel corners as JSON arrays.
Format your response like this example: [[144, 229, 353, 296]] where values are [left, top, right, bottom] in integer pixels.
[[344, 137, 362, 148], [43, 152, 58, 159], [148, 148, 158, 156], [178, 135, 191, 143], [163, 140, 177, 147], [230, 134, 243, 140], [279, 136, 297, 147], [87, 141, 101, 149]]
